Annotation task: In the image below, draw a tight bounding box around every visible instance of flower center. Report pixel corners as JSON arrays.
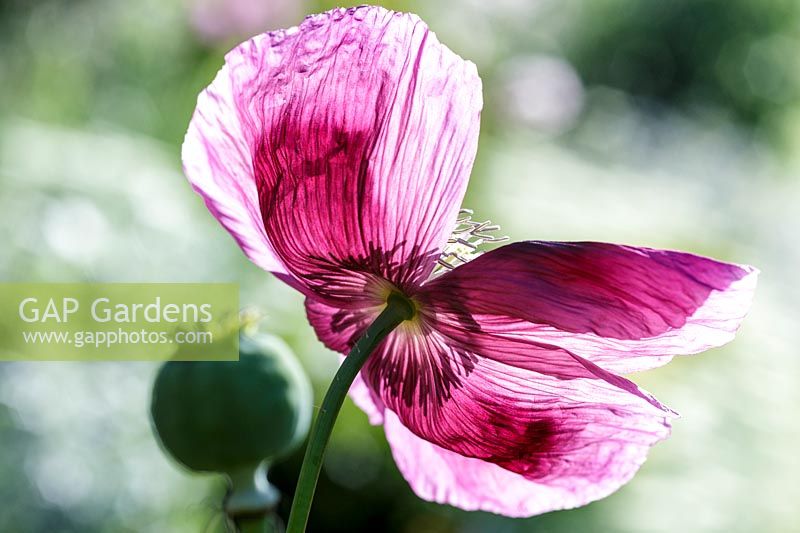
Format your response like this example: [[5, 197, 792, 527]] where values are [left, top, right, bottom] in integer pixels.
[[434, 209, 508, 274], [386, 290, 417, 321]]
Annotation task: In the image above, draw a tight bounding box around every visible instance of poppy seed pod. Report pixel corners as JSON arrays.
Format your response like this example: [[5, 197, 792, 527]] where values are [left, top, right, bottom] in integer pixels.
[[150, 331, 312, 475]]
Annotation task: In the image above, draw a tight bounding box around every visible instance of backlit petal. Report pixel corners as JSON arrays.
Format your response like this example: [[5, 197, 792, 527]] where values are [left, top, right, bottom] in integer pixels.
[[384, 411, 649, 517], [420, 241, 757, 373], [362, 329, 672, 515], [182, 51, 287, 274], [190, 6, 481, 301]]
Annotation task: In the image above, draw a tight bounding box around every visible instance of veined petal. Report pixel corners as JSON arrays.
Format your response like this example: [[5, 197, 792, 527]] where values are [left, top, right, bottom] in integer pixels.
[[182, 51, 287, 274], [189, 6, 482, 301], [384, 411, 644, 517], [255, 7, 482, 295], [420, 241, 757, 373], [304, 296, 381, 353], [362, 329, 672, 515]]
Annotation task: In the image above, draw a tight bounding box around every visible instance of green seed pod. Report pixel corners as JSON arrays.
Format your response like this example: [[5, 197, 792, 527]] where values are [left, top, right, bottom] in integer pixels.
[[150, 331, 312, 475]]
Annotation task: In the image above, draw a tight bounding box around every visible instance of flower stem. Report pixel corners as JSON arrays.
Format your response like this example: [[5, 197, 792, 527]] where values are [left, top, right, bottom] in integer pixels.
[[285, 293, 414, 533], [226, 463, 280, 533]]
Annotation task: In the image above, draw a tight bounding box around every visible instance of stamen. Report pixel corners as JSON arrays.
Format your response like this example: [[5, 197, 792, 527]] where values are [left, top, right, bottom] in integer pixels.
[[434, 209, 509, 274]]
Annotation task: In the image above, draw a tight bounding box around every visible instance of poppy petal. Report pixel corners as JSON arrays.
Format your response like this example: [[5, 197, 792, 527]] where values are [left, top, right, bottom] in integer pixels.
[[182, 51, 287, 274], [361, 330, 672, 516], [420, 241, 757, 373], [186, 6, 481, 300], [384, 411, 645, 517]]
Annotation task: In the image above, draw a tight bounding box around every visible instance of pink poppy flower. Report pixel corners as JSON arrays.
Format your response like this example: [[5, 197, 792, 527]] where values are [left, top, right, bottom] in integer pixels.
[[182, 6, 757, 517]]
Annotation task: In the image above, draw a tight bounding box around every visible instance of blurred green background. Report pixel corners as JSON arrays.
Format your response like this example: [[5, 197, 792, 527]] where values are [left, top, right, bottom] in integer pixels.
[[0, 0, 798, 531]]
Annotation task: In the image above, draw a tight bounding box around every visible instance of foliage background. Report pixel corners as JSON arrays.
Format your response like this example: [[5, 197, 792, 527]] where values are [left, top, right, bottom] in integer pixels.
[[0, 0, 798, 531]]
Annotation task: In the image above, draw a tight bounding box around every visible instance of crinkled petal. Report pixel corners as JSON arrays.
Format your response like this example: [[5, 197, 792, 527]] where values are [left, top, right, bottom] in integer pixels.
[[182, 53, 287, 274], [385, 411, 646, 517], [361, 328, 672, 516], [419, 241, 757, 373], [188, 6, 481, 301]]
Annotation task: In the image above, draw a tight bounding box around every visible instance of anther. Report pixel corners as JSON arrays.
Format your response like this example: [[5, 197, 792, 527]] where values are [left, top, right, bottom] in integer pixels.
[[433, 209, 509, 275]]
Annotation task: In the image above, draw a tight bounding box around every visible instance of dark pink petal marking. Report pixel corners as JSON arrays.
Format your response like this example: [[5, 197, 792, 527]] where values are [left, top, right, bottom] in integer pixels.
[[361, 330, 672, 515], [384, 411, 652, 517], [305, 297, 374, 354], [420, 241, 757, 373], [188, 6, 481, 300]]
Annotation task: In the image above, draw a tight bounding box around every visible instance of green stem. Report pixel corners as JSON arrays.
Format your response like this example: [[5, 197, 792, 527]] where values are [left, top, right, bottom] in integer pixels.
[[234, 515, 272, 533], [285, 293, 414, 533], [226, 463, 280, 533]]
